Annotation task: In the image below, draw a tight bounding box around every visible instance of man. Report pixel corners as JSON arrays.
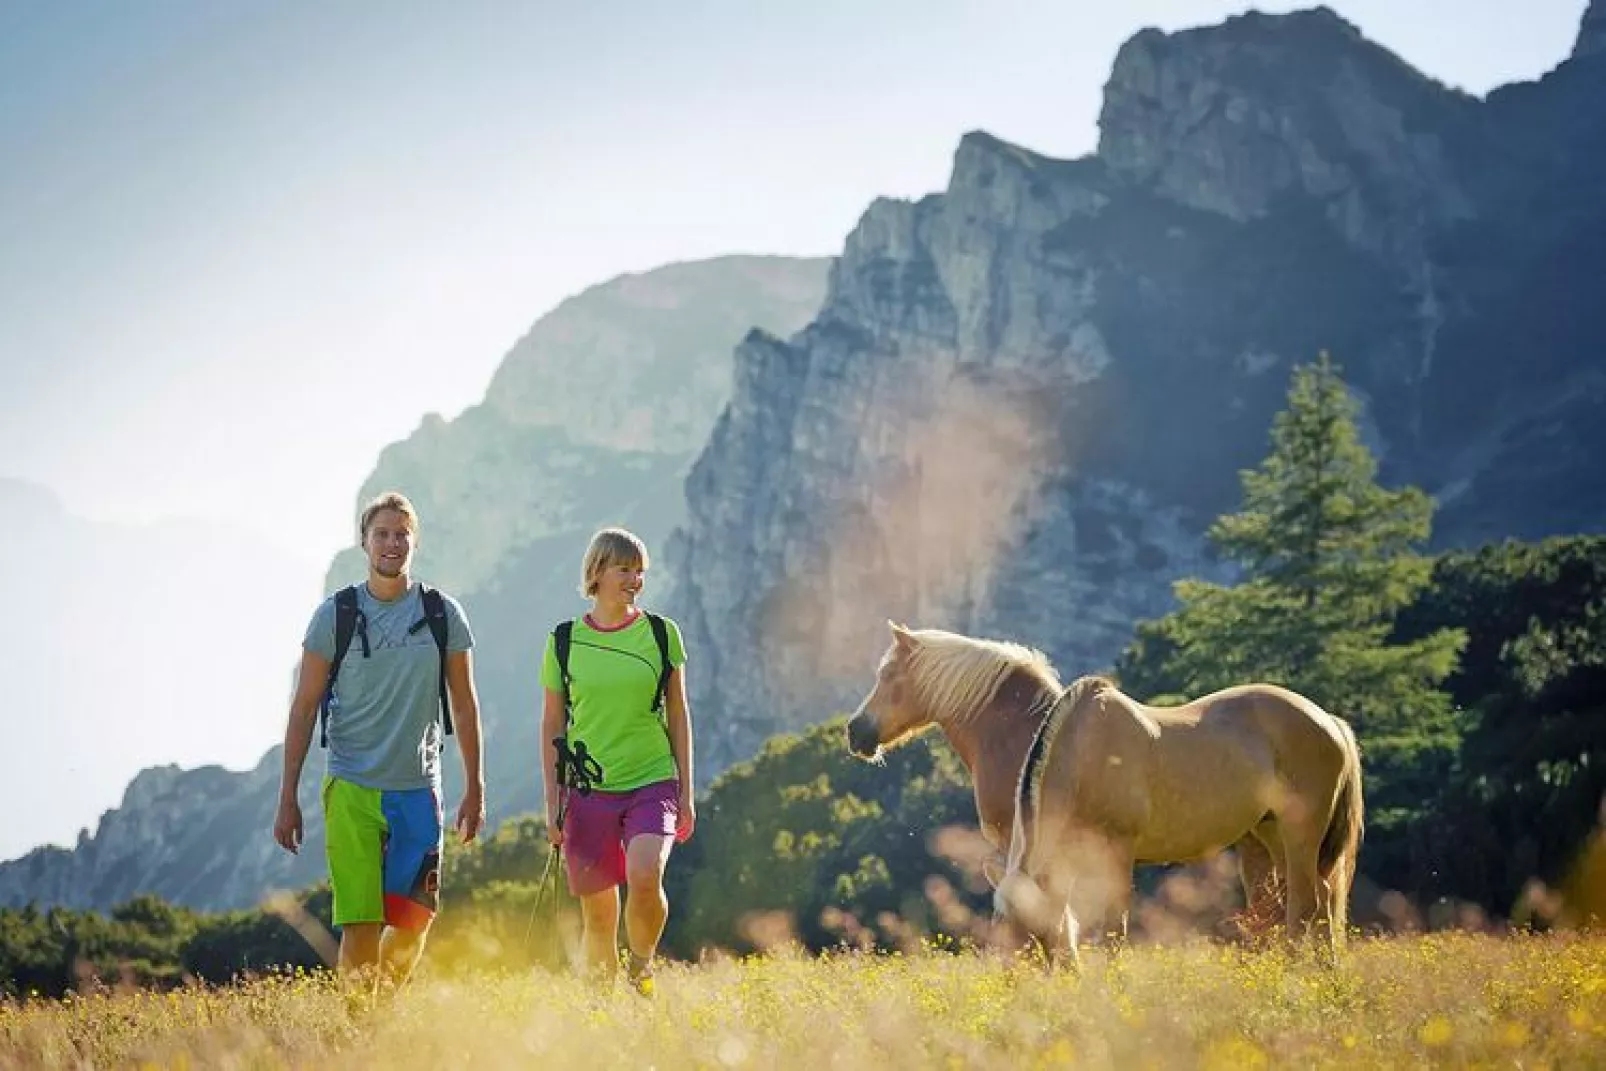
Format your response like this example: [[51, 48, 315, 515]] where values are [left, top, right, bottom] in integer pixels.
[[273, 491, 485, 995]]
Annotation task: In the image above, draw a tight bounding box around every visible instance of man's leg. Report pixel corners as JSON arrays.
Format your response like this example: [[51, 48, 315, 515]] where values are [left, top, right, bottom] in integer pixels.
[[340, 923, 383, 979], [378, 787, 443, 989], [324, 777, 389, 997], [380, 922, 431, 987]]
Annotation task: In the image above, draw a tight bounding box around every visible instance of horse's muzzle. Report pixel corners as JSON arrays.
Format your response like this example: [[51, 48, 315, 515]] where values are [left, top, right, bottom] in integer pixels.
[[846, 715, 880, 758]]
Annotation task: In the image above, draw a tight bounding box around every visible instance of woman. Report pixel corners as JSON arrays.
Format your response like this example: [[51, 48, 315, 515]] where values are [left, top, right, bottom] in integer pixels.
[[541, 527, 696, 995]]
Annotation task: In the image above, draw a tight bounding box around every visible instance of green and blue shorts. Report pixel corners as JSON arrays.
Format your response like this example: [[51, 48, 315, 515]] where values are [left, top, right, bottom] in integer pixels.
[[322, 775, 442, 930]]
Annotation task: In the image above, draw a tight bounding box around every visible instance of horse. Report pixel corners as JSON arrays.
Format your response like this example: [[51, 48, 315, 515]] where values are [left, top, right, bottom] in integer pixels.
[[993, 674, 1365, 967], [845, 621, 1065, 881]]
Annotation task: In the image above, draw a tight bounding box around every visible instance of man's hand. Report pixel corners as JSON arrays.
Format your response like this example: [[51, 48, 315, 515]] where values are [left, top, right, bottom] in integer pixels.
[[675, 790, 697, 844], [274, 798, 303, 854], [455, 785, 485, 844]]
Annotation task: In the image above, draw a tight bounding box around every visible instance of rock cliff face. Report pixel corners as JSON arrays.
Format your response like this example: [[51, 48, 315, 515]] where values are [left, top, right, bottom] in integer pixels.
[[1098, 7, 1482, 260], [665, 8, 1606, 775], [1577, 0, 1606, 62]]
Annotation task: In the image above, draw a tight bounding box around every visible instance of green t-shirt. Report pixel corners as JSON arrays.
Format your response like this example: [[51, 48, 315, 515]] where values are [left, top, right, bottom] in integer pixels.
[[541, 611, 686, 792]]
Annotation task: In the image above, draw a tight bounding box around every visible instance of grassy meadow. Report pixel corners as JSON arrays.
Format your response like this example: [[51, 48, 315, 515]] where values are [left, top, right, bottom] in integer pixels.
[[2, 932, 1603, 1069]]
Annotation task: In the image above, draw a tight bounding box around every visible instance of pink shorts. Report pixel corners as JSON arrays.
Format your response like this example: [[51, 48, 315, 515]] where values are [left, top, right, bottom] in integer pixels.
[[562, 778, 680, 897]]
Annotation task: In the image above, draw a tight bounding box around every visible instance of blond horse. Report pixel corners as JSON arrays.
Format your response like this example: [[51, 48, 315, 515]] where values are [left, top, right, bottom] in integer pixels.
[[995, 675, 1365, 966], [846, 622, 1064, 874]]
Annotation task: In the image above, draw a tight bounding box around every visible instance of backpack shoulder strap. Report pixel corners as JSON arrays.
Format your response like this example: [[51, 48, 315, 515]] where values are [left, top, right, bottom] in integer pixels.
[[321, 585, 361, 748], [646, 612, 672, 715], [416, 584, 453, 737], [553, 619, 575, 725]]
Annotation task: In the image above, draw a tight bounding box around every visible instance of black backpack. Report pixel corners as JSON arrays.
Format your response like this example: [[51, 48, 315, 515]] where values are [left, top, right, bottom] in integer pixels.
[[319, 583, 452, 748], [552, 612, 672, 726]]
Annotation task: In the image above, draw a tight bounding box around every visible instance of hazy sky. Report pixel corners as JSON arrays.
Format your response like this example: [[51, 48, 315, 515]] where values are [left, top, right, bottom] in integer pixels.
[[0, 2, 1589, 858]]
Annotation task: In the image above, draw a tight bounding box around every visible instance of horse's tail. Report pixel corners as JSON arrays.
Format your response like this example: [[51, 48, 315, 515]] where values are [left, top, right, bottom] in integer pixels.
[[1318, 714, 1365, 945]]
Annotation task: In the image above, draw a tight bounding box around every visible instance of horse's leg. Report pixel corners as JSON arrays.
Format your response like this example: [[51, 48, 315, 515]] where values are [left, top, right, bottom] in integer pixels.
[[1277, 821, 1327, 958], [1047, 904, 1082, 973], [1105, 839, 1135, 950], [1235, 819, 1284, 944], [1234, 834, 1274, 942], [1282, 806, 1346, 965], [1062, 833, 1133, 949]]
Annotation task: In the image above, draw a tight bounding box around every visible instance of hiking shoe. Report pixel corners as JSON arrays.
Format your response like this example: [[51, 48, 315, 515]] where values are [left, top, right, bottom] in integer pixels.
[[626, 953, 656, 999]]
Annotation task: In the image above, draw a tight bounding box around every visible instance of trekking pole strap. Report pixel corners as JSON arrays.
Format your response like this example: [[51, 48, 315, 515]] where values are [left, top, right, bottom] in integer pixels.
[[553, 736, 602, 797]]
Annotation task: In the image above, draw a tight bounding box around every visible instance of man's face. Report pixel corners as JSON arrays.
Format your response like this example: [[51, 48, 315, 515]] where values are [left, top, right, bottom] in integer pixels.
[[363, 509, 415, 579]]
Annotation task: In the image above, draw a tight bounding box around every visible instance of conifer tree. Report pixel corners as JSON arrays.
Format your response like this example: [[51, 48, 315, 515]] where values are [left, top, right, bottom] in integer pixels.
[[1117, 353, 1466, 825]]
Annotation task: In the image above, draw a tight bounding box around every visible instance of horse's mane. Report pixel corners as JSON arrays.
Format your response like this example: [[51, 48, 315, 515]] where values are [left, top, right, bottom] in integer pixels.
[[904, 628, 1062, 728], [1016, 675, 1119, 855]]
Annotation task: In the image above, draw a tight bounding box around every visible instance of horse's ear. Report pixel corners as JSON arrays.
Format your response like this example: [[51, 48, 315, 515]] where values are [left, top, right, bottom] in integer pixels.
[[888, 620, 915, 652]]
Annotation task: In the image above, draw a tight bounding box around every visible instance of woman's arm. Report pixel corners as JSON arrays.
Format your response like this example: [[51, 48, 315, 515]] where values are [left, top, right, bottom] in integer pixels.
[[541, 686, 568, 844], [665, 665, 696, 841]]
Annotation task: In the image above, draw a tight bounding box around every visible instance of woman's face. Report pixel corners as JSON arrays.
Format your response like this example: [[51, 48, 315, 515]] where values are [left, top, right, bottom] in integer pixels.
[[595, 558, 645, 604]]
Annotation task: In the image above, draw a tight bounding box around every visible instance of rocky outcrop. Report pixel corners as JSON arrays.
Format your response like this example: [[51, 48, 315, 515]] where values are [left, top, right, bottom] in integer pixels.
[[0, 754, 324, 911], [1577, 0, 1606, 61], [665, 136, 1243, 769], [1097, 7, 1482, 260]]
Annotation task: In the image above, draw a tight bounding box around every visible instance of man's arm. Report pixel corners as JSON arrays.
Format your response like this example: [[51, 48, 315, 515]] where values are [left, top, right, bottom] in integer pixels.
[[274, 648, 330, 854], [445, 649, 485, 842]]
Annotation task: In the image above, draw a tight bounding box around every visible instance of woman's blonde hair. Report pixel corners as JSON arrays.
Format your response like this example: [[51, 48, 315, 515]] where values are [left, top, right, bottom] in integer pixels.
[[580, 527, 650, 597]]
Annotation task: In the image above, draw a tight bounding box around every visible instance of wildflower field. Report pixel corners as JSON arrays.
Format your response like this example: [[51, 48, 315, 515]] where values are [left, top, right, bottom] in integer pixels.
[[2, 933, 1603, 1069]]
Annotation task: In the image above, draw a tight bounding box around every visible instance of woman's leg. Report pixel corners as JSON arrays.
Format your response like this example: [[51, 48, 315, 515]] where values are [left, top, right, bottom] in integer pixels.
[[621, 781, 681, 970], [578, 887, 621, 977], [623, 833, 673, 963], [562, 788, 629, 979]]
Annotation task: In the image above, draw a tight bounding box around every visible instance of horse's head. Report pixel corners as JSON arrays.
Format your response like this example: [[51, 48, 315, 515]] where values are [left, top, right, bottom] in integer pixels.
[[846, 621, 930, 760]]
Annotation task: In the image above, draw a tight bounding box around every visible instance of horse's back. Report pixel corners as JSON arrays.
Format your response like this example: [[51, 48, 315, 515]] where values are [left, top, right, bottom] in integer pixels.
[[1159, 683, 1346, 749], [1123, 684, 1347, 851]]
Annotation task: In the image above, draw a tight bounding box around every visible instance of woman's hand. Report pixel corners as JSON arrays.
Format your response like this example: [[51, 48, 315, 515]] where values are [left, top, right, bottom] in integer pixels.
[[545, 799, 564, 847], [675, 789, 697, 844]]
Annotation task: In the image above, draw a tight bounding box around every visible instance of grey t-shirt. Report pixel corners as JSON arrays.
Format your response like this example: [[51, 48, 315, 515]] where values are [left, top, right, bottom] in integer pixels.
[[303, 582, 473, 791]]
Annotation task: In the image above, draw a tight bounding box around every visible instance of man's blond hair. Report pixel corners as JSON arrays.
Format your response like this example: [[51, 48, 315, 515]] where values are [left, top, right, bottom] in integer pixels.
[[359, 491, 419, 541], [580, 527, 649, 597]]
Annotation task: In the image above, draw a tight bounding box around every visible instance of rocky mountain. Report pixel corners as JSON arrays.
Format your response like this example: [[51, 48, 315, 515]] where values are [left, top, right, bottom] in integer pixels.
[[0, 757, 323, 914], [0, 255, 829, 911], [665, 4, 1606, 774]]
